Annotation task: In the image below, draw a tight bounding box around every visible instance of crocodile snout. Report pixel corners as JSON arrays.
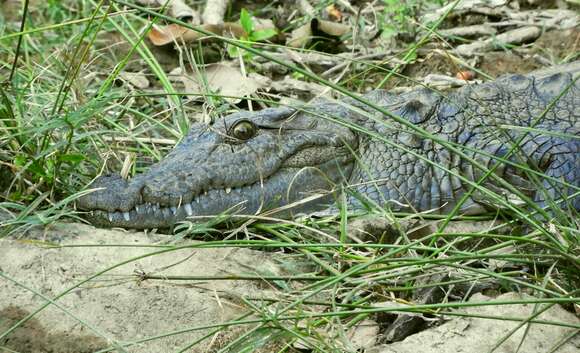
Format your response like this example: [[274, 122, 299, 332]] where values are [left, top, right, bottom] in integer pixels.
[[76, 174, 143, 212]]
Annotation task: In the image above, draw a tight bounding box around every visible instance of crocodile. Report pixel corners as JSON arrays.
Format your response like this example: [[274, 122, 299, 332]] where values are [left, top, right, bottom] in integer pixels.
[[77, 63, 580, 229]]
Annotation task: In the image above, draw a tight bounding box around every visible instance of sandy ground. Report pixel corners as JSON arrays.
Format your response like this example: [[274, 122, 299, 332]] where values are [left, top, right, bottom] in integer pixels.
[[0, 223, 286, 353], [2, 223, 579, 353]]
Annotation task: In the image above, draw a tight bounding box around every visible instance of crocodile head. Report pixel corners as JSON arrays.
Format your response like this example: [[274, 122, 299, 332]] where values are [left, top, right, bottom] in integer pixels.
[[77, 106, 358, 228]]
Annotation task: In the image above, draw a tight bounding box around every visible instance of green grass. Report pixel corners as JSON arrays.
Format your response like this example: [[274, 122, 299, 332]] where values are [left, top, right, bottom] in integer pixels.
[[0, 0, 579, 352]]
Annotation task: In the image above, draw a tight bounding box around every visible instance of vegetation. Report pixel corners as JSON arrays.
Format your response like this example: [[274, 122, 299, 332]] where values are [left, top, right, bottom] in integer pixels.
[[0, 0, 578, 352]]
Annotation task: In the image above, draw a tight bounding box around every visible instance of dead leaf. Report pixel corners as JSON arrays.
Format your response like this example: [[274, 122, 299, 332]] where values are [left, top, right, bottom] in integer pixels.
[[169, 63, 268, 103], [270, 76, 329, 97], [455, 26, 541, 56], [287, 18, 350, 48], [148, 24, 188, 46], [148, 21, 276, 46], [439, 24, 497, 39], [316, 19, 349, 37], [118, 72, 150, 89], [423, 74, 471, 88], [287, 22, 313, 48], [137, 0, 200, 23]]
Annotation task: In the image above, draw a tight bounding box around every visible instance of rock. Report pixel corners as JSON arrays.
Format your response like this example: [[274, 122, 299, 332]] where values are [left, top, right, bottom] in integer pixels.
[[369, 292, 580, 353], [348, 319, 380, 349], [382, 272, 450, 342]]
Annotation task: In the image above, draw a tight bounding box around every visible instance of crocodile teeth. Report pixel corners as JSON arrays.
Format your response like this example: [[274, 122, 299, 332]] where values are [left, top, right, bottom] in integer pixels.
[[225, 187, 231, 194], [184, 203, 193, 216], [135, 205, 140, 213], [123, 212, 131, 221], [170, 206, 177, 215], [108, 213, 114, 222]]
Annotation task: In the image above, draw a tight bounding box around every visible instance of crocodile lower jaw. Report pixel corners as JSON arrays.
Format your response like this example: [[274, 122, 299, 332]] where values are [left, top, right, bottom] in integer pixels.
[[84, 161, 353, 229], [87, 181, 256, 228]]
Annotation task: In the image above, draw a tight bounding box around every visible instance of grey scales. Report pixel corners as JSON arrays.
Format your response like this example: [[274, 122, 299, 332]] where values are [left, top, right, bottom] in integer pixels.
[[77, 63, 580, 229]]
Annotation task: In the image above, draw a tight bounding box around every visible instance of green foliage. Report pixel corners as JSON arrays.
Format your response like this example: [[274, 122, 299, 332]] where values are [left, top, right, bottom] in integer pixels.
[[240, 8, 277, 42], [227, 8, 277, 59], [240, 8, 253, 34], [379, 0, 417, 38], [378, 0, 444, 39]]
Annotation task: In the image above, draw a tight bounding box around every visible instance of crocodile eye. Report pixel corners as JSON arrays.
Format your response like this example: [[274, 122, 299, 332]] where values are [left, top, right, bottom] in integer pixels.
[[230, 120, 257, 140]]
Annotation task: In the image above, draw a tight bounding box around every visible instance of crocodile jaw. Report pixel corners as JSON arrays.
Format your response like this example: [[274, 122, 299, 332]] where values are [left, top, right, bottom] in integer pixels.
[[84, 161, 352, 229], [77, 107, 357, 228]]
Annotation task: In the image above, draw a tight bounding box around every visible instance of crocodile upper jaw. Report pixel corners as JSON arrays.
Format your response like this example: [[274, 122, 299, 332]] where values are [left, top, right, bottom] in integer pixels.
[[77, 107, 358, 228]]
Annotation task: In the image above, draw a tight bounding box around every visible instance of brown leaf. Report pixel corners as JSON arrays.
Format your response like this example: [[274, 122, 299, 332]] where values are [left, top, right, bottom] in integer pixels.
[[118, 72, 150, 89], [148, 21, 276, 46], [287, 22, 312, 48], [148, 24, 189, 46], [169, 63, 269, 103]]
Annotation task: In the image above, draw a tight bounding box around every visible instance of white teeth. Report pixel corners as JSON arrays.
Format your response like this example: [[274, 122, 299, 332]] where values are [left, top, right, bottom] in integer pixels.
[[225, 187, 231, 194], [135, 205, 140, 212], [170, 206, 177, 215], [184, 203, 193, 216], [203, 191, 208, 196], [123, 212, 131, 221], [155, 203, 160, 210], [108, 213, 114, 222]]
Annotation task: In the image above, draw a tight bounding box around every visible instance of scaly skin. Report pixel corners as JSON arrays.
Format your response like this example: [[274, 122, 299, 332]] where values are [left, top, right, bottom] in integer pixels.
[[77, 64, 579, 228]]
